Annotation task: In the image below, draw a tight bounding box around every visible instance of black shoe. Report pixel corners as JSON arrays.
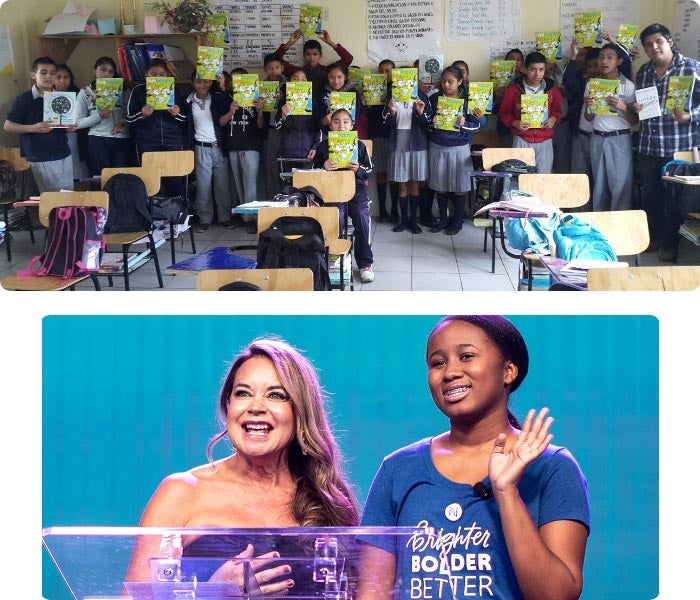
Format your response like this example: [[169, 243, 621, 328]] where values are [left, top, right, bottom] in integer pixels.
[[445, 225, 462, 235], [378, 213, 391, 223], [392, 222, 408, 232], [430, 219, 448, 233], [390, 214, 400, 224], [421, 217, 437, 228], [409, 223, 422, 234]]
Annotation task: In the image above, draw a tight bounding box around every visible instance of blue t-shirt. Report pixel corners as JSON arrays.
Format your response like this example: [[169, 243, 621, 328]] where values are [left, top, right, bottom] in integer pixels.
[[360, 438, 590, 600]]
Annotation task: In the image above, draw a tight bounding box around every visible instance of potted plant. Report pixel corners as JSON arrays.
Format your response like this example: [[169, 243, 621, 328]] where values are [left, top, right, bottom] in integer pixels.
[[146, 0, 212, 33]]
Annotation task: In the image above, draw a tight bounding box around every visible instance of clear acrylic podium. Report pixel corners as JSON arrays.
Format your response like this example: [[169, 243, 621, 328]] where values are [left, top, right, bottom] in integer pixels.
[[42, 526, 423, 599]]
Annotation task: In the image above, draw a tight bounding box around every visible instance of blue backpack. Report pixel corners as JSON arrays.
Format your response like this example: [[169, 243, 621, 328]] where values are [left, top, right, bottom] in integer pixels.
[[553, 214, 617, 261]]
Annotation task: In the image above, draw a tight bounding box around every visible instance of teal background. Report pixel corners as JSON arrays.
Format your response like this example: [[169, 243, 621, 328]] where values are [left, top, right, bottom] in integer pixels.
[[42, 315, 659, 600]]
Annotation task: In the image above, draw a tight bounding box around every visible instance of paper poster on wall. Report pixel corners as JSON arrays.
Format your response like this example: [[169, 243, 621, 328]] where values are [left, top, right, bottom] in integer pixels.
[[446, 0, 522, 41], [0, 25, 14, 76], [367, 0, 441, 63], [674, 0, 700, 60]]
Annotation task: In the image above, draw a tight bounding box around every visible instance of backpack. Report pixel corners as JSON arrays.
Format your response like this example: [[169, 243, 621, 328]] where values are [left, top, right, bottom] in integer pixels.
[[504, 212, 560, 254], [661, 159, 700, 214], [553, 214, 617, 262], [486, 160, 537, 205], [149, 195, 188, 224], [0, 159, 16, 200], [256, 216, 332, 291], [20, 206, 107, 279], [103, 173, 153, 234], [218, 281, 262, 291], [272, 184, 324, 208]]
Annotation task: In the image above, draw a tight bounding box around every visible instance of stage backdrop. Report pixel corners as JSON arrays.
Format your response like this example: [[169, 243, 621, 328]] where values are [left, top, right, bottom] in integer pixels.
[[42, 315, 658, 600]]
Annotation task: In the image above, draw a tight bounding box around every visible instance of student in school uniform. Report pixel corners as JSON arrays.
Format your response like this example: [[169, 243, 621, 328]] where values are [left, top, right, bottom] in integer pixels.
[[186, 72, 233, 232], [583, 43, 638, 212], [273, 29, 354, 93], [54, 63, 90, 183], [316, 62, 363, 137], [312, 108, 374, 283], [365, 59, 399, 223], [425, 66, 483, 236], [414, 57, 440, 228], [75, 56, 130, 176], [125, 58, 188, 196], [494, 48, 526, 147], [499, 51, 563, 174], [4, 56, 74, 192], [213, 68, 265, 235], [259, 54, 287, 201]]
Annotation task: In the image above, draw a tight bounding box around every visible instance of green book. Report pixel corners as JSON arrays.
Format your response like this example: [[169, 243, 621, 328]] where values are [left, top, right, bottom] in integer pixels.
[[665, 76, 694, 115], [299, 5, 322, 36], [196, 46, 224, 80], [616, 23, 638, 52], [392, 68, 418, 103], [520, 93, 548, 128], [232, 74, 259, 107], [259, 80, 280, 112], [146, 77, 175, 110], [328, 131, 358, 169], [348, 67, 370, 94], [330, 91, 357, 121], [574, 10, 602, 47], [588, 78, 620, 115], [363, 73, 387, 106], [467, 82, 493, 114], [490, 60, 515, 88], [206, 14, 230, 46], [535, 30, 563, 61], [434, 96, 464, 131], [286, 81, 313, 115], [95, 78, 123, 110]]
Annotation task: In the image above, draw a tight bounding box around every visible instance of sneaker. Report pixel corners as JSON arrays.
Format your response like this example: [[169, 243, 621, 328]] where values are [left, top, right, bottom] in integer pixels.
[[360, 266, 375, 283], [195, 223, 210, 233]]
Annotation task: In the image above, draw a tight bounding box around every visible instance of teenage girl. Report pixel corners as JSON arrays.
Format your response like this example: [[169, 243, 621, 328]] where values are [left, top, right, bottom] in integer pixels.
[[54, 63, 90, 181], [426, 66, 482, 235], [495, 49, 525, 145], [317, 62, 363, 137]]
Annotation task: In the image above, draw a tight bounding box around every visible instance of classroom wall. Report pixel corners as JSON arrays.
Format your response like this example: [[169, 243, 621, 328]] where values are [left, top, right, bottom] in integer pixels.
[[0, 0, 675, 147]]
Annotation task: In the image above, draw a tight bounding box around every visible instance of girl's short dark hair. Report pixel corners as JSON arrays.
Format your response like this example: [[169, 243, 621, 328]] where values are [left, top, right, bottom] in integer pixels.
[[146, 58, 169, 71], [326, 61, 348, 77], [441, 65, 464, 81], [379, 59, 396, 69], [600, 43, 625, 60]]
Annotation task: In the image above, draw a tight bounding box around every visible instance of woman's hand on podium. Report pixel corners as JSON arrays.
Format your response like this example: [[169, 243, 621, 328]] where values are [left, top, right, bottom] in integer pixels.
[[209, 543, 295, 595]]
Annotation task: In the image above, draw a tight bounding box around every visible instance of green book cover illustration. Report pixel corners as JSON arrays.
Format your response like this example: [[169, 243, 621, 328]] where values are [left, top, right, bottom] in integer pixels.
[[95, 78, 123, 110], [330, 91, 357, 121], [348, 67, 370, 94], [616, 23, 638, 51], [665, 76, 694, 115], [286, 81, 314, 115], [520, 93, 548, 128], [196, 46, 224, 80], [299, 5, 322, 37], [435, 96, 464, 131], [259, 80, 280, 112], [43, 91, 77, 127], [392, 68, 418, 102], [467, 82, 493, 114], [535, 30, 563, 61], [232, 73, 260, 107], [363, 73, 387, 105], [490, 60, 515, 88], [146, 77, 175, 110], [329, 131, 358, 169], [574, 11, 603, 47], [588, 78, 620, 115], [206, 14, 230, 47]]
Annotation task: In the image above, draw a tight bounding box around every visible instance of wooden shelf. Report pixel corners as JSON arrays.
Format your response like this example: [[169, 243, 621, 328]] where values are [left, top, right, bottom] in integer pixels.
[[39, 33, 206, 64]]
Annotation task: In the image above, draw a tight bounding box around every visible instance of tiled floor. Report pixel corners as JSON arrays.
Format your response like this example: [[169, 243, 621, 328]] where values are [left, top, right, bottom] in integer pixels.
[[1, 215, 698, 291]]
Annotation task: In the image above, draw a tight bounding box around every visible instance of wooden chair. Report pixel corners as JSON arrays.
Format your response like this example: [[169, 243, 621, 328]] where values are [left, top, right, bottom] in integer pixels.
[[517, 174, 591, 290], [587, 265, 700, 291], [0, 147, 33, 259], [471, 147, 537, 273], [197, 268, 314, 291], [673, 151, 697, 163], [100, 167, 164, 291], [0, 191, 108, 291], [141, 150, 197, 266]]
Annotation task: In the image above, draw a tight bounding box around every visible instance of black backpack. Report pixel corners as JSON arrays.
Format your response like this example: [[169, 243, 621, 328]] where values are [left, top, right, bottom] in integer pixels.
[[272, 184, 324, 208], [487, 159, 538, 205], [103, 173, 153, 233], [20, 206, 107, 279], [662, 160, 700, 213], [256, 216, 332, 291], [0, 159, 16, 200]]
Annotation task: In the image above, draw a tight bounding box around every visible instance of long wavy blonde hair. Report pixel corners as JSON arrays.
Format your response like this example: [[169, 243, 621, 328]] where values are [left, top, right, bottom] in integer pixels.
[[207, 337, 360, 527]]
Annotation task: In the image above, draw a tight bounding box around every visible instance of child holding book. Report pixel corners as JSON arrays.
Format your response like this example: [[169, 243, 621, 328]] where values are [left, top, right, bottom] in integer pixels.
[[366, 59, 399, 223], [384, 72, 432, 234], [312, 108, 374, 283], [4, 56, 74, 192], [425, 66, 483, 235], [186, 73, 233, 232], [317, 62, 364, 138], [498, 51, 562, 173], [494, 49, 525, 146], [54, 63, 89, 183], [259, 54, 287, 201], [583, 43, 638, 211], [213, 68, 264, 234], [75, 56, 130, 176], [125, 58, 188, 196]]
